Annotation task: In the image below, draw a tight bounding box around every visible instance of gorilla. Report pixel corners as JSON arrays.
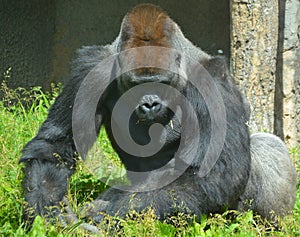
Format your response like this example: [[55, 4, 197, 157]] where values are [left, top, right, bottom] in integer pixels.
[[20, 3, 297, 228]]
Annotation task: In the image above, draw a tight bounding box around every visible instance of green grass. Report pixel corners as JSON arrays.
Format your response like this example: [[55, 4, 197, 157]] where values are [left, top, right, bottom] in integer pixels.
[[0, 83, 299, 236]]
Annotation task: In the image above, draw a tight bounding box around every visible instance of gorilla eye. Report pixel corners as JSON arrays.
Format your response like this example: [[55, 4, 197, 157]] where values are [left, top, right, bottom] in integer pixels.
[[139, 37, 151, 42]]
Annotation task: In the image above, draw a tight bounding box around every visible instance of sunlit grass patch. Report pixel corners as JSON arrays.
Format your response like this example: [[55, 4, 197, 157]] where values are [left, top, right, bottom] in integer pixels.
[[0, 81, 299, 236]]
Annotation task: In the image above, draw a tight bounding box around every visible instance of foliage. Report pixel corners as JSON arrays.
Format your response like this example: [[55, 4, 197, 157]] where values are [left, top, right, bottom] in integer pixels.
[[0, 81, 299, 236]]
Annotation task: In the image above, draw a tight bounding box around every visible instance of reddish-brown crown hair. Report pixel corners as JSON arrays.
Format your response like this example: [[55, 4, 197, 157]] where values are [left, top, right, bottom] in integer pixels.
[[120, 4, 175, 50]]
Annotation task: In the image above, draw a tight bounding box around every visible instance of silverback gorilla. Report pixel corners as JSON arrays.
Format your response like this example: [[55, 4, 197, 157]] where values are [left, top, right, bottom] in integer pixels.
[[20, 3, 297, 227]]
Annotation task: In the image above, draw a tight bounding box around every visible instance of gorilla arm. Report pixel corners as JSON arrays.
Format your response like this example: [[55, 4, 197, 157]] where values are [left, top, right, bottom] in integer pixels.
[[19, 45, 114, 223]]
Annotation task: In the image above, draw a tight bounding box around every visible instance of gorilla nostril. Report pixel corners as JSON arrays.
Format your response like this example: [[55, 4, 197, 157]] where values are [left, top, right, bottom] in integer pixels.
[[143, 103, 152, 109], [152, 102, 161, 112], [140, 104, 149, 114]]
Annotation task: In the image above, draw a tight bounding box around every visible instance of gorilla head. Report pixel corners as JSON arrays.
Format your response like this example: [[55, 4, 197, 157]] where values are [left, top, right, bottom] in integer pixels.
[[115, 5, 192, 126]]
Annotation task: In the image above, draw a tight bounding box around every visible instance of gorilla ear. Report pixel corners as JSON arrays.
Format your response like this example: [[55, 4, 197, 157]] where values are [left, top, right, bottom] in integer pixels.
[[202, 56, 235, 84]]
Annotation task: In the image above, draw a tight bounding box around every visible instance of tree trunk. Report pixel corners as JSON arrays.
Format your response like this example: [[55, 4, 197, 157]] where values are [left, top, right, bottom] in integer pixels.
[[230, 0, 279, 133], [280, 0, 300, 147]]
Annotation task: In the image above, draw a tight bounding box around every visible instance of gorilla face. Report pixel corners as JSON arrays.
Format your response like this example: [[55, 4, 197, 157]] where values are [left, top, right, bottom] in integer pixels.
[[116, 49, 185, 127], [118, 70, 176, 124]]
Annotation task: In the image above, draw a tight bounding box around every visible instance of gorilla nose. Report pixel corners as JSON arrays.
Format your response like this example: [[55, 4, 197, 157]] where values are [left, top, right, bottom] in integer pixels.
[[140, 101, 162, 114], [137, 95, 162, 116]]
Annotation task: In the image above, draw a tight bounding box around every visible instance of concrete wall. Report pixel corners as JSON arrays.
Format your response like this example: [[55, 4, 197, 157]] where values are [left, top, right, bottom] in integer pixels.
[[0, 0, 230, 90], [0, 0, 55, 89]]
